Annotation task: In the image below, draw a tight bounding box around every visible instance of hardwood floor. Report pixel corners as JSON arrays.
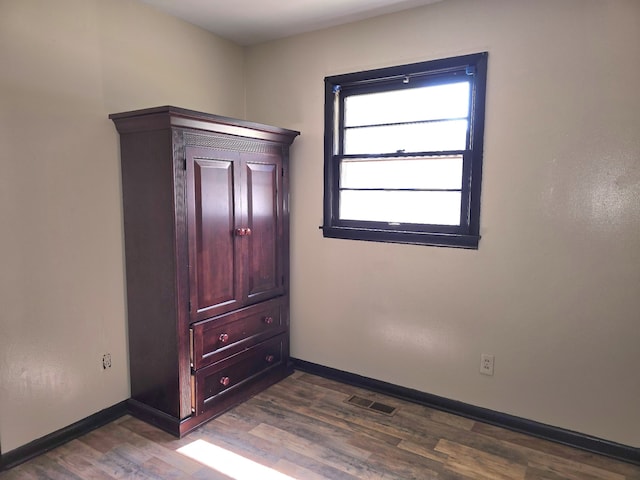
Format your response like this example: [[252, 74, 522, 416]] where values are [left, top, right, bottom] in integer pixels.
[[1, 371, 639, 479]]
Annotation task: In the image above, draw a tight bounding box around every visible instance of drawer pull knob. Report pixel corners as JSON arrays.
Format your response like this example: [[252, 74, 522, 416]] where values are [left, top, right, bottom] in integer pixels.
[[220, 376, 230, 387], [263, 316, 274, 325], [265, 354, 275, 363], [219, 333, 229, 343]]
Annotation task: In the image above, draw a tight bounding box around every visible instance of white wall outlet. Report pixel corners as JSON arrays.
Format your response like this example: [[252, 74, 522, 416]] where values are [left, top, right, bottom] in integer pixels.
[[480, 353, 494, 376], [102, 353, 112, 369]]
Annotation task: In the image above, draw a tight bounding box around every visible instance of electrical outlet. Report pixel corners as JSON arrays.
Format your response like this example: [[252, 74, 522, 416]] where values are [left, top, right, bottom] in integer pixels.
[[480, 353, 494, 376], [102, 353, 112, 369]]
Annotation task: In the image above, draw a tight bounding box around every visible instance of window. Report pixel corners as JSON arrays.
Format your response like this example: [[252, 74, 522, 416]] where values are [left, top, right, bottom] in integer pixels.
[[322, 52, 488, 248]]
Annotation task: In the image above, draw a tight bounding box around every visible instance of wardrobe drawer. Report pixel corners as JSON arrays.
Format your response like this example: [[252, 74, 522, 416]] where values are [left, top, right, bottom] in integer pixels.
[[190, 298, 285, 370], [191, 334, 285, 415]]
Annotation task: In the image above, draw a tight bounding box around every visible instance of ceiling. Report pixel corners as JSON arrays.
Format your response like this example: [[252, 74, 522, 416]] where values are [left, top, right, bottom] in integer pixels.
[[139, 0, 444, 46]]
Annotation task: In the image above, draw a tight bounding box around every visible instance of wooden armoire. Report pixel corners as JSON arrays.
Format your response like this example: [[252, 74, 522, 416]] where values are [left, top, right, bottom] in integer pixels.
[[109, 106, 299, 436]]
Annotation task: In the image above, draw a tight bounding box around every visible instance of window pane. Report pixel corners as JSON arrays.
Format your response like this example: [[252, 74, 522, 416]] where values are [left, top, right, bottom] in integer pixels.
[[344, 120, 467, 154], [344, 82, 470, 127], [341, 155, 463, 190], [339, 190, 461, 225]]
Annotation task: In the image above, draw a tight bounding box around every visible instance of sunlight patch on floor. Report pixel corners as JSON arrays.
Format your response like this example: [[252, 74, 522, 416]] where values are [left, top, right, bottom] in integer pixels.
[[177, 438, 299, 480]]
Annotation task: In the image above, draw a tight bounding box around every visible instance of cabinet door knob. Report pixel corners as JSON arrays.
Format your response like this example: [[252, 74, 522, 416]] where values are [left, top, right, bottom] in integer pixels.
[[263, 316, 274, 325], [218, 333, 229, 343], [220, 376, 230, 387], [245, 228, 252, 236], [235, 228, 247, 236], [265, 354, 275, 363]]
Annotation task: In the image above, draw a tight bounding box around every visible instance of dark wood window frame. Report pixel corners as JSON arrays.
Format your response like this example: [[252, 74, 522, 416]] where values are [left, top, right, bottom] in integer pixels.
[[322, 52, 488, 248]]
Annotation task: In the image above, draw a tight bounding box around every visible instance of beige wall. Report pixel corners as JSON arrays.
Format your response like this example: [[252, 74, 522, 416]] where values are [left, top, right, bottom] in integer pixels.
[[0, 0, 244, 452], [245, 0, 640, 447], [1, 0, 638, 456]]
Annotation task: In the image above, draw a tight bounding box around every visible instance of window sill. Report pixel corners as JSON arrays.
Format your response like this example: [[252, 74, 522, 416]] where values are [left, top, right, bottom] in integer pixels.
[[320, 225, 480, 249]]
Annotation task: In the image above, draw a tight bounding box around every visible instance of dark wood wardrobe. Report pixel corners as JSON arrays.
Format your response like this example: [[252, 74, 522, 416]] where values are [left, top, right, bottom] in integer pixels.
[[110, 106, 299, 436]]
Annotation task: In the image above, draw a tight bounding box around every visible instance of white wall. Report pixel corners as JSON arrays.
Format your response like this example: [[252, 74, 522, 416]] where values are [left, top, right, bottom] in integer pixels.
[[0, 0, 244, 452], [245, 0, 640, 447]]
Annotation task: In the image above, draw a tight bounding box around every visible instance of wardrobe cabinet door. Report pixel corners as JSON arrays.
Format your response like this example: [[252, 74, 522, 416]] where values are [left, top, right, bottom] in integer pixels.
[[243, 152, 285, 304], [187, 146, 244, 321]]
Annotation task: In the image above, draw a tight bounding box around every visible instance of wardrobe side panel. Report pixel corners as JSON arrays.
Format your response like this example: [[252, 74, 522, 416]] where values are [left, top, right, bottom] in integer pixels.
[[120, 129, 181, 417]]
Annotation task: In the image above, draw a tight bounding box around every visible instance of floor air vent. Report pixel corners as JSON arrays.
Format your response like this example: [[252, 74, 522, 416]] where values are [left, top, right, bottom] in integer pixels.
[[345, 395, 397, 416]]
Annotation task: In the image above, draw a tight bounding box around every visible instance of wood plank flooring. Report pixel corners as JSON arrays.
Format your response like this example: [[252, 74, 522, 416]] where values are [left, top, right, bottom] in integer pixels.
[[1, 371, 638, 479]]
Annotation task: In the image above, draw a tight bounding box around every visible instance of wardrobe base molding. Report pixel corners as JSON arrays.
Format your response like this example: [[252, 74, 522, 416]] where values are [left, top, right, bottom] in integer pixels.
[[128, 363, 294, 437]]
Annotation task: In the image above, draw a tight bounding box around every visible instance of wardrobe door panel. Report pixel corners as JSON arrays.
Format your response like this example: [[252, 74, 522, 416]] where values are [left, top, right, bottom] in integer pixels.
[[187, 147, 243, 321], [244, 153, 284, 303]]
